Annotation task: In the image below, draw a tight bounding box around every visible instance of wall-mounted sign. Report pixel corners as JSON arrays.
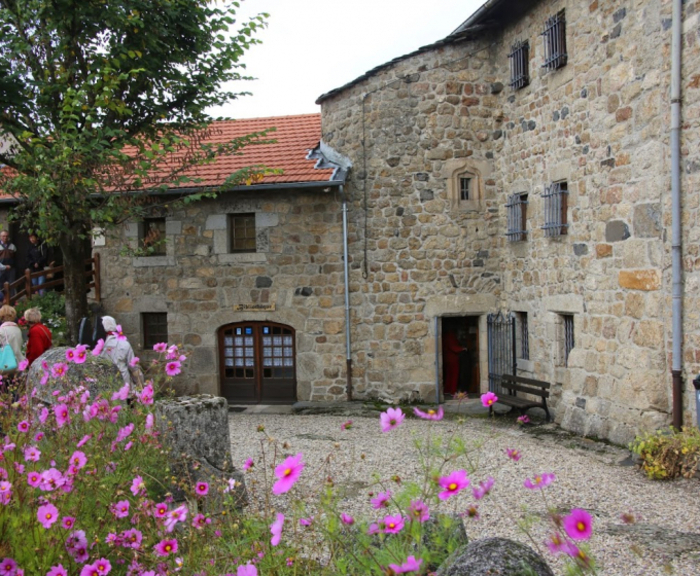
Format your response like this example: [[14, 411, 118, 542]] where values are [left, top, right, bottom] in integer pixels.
[[233, 304, 276, 312]]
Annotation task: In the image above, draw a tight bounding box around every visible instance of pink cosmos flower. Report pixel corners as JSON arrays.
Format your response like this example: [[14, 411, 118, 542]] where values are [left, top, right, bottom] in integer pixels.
[[299, 517, 314, 526], [237, 564, 257, 576], [153, 502, 169, 518], [131, 476, 145, 496], [546, 533, 566, 555], [138, 383, 154, 405], [166, 345, 179, 360], [17, 420, 30, 433], [54, 404, 70, 428], [145, 414, 154, 430], [24, 445, 41, 462], [34, 431, 44, 442], [38, 407, 49, 424], [111, 384, 129, 402], [47, 565, 68, 576], [195, 481, 209, 497], [367, 522, 382, 535], [77, 434, 92, 448], [154, 538, 178, 557], [164, 504, 188, 532], [69, 451, 87, 469], [74, 345, 88, 364], [481, 391, 498, 407], [129, 356, 139, 367], [517, 415, 530, 425], [380, 407, 405, 432], [62, 517, 75, 529], [340, 513, 354, 525], [413, 406, 444, 420], [407, 500, 430, 523], [115, 325, 127, 341], [524, 473, 556, 490], [191, 513, 211, 529], [505, 448, 522, 462], [370, 490, 392, 509], [165, 361, 181, 377], [472, 476, 495, 500], [51, 363, 68, 379], [116, 423, 134, 442], [340, 420, 353, 430], [223, 478, 237, 493], [272, 453, 304, 495], [65, 348, 76, 363], [464, 504, 480, 520], [153, 342, 168, 353], [270, 513, 284, 546], [92, 339, 105, 356], [92, 558, 111, 574], [437, 470, 470, 500], [111, 500, 130, 519], [243, 458, 254, 470], [563, 508, 593, 540], [388, 555, 423, 574], [122, 528, 143, 549], [18, 359, 29, 372], [383, 514, 405, 534], [0, 559, 18, 576], [27, 471, 41, 487], [38, 503, 59, 528]]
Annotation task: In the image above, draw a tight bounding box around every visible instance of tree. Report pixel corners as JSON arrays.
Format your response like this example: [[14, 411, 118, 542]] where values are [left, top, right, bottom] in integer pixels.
[[0, 0, 269, 342]]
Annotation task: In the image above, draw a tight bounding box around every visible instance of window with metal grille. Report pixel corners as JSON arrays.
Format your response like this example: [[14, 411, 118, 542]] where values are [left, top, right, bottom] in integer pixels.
[[508, 40, 530, 90], [142, 313, 168, 349], [140, 218, 166, 255], [542, 10, 567, 71], [542, 182, 568, 237], [229, 213, 256, 253], [516, 312, 530, 360], [563, 314, 574, 366], [506, 193, 528, 241], [459, 177, 471, 201]]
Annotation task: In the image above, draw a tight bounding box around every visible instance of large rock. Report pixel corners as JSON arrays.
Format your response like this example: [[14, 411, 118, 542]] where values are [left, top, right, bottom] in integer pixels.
[[435, 537, 554, 576], [27, 347, 123, 404], [155, 395, 247, 508]]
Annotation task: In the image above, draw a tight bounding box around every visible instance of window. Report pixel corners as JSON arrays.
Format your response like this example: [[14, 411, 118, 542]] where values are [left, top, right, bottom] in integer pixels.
[[542, 182, 568, 237], [140, 218, 166, 255], [229, 213, 256, 253], [459, 177, 472, 201], [508, 40, 530, 90], [542, 10, 567, 71], [143, 313, 168, 349], [516, 312, 530, 360], [562, 314, 574, 366], [506, 193, 528, 241]]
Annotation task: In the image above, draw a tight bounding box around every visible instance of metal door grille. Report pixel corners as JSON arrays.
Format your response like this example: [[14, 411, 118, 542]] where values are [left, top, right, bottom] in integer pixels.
[[487, 312, 516, 396]]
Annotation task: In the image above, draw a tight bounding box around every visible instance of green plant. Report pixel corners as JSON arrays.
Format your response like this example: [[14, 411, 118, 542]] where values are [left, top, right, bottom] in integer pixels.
[[630, 426, 700, 480], [15, 291, 68, 346]]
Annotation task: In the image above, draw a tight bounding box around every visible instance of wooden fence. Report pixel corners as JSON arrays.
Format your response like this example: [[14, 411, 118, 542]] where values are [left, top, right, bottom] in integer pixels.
[[3, 253, 101, 306]]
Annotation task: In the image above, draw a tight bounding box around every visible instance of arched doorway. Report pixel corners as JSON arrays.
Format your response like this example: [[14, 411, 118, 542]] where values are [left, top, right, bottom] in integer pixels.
[[218, 321, 297, 404]]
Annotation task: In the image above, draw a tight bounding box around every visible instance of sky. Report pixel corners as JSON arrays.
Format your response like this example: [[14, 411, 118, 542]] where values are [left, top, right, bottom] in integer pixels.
[[209, 0, 486, 120]]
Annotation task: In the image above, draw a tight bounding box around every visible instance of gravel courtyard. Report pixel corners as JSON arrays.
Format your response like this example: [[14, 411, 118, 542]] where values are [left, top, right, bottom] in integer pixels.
[[228, 407, 700, 576]]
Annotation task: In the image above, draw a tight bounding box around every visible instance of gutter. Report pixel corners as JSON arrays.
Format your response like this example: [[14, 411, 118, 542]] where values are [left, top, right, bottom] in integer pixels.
[[671, 0, 683, 429]]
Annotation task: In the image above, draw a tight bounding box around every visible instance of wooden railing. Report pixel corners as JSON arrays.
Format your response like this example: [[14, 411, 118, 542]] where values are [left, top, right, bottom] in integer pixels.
[[3, 253, 101, 306]]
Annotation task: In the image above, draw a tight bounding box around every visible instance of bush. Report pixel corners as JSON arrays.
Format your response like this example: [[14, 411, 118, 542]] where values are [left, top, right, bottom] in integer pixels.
[[14, 291, 68, 346], [630, 426, 700, 480]]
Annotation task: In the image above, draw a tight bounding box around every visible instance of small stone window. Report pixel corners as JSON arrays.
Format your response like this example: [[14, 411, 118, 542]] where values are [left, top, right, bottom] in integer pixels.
[[229, 213, 256, 253], [542, 181, 568, 237], [542, 10, 567, 71], [446, 161, 485, 211], [506, 193, 528, 242], [516, 311, 530, 360], [142, 312, 168, 349], [508, 40, 530, 90], [139, 218, 166, 256], [459, 177, 472, 201], [560, 314, 574, 367]]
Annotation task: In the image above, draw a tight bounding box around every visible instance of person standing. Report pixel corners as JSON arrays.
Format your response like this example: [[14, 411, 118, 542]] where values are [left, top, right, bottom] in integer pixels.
[[0, 305, 26, 368], [0, 231, 16, 295], [99, 315, 137, 385], [25, 233, 50, 295], [24, 307, 52, 367]]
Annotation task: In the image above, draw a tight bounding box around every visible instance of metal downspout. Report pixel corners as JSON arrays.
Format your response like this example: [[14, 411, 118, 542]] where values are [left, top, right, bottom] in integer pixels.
[[671, 0, 683, 429], [341, 185, 353, 400]]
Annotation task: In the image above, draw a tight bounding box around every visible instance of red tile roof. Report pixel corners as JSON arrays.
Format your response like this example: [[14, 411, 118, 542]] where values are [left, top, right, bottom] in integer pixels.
[[179, 113, 334, 188]]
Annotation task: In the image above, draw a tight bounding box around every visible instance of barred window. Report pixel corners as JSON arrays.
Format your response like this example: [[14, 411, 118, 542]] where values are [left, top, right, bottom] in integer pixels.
[[143, 313, 168, 349], [506, 193, 528, 242], [229, 213, 256, 253], [508, 40, 530, 90], [563, 314, 574, 367], [459, 176, 471, 201], [542, 182, 568, 237], [542, 10, 567, 71]]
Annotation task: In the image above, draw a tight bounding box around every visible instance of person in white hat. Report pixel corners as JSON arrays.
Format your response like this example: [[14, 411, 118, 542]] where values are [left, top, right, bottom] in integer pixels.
[[98, 315, 137, 385]]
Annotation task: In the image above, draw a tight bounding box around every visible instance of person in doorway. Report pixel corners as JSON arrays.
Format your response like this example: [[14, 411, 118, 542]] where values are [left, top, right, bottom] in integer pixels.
[[0, 305, 25, 368], [25, 233, 50, 295], [0, 231, 16, 295], [443, 329, 467, 396], [99, 315, 137, 385], [24, 307, 52, 367]]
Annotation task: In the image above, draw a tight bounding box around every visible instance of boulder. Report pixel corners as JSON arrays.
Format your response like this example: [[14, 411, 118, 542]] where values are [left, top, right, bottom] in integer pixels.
[[155, 395, 247, 509], [435, 537, 554, 576], [27, 346, 123, 404]]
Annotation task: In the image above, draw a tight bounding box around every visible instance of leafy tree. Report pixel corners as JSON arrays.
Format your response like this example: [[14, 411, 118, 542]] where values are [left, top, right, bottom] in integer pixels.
[[0, 0, 269, 342]]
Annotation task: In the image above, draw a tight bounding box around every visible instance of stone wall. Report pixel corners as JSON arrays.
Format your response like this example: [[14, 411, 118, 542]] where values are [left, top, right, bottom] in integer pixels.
[[319, 0, 700, 443]]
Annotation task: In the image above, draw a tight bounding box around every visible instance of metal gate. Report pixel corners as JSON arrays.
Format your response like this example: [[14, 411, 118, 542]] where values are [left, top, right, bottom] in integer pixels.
[[487, 311, 516, 396]]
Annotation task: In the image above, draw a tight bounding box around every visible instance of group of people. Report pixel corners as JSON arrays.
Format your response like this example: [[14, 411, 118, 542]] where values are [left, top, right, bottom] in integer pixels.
[[0, 230, 53, 301]]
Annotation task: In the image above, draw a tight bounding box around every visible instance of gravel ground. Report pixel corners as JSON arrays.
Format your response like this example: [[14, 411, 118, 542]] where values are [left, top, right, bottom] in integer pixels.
[[228, 409, 700, 576]]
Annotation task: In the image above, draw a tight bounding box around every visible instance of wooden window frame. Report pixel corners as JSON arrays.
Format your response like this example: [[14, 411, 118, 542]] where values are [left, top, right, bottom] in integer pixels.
[[228, 213, 257, 253]]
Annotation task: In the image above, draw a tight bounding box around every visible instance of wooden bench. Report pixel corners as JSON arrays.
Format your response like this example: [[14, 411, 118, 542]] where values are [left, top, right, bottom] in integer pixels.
[[490, 374, 551, 422]]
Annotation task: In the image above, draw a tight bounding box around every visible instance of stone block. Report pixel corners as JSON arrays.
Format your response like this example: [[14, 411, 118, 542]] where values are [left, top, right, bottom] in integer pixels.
[[618, 269, 661, 291]]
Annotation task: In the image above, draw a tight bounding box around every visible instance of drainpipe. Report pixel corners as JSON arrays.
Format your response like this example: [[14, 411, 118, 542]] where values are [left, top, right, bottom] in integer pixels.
[[671, 0, 683, 429], [341, 184, 353, 400]]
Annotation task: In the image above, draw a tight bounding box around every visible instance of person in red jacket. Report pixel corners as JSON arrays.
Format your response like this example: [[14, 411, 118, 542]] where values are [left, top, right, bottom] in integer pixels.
[[24, 307, 52, 366]]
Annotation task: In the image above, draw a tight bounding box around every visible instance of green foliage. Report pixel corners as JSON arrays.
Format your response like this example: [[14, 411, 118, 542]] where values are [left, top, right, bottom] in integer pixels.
[[630, 426, 700, 480], [14, 291, 68, 346]]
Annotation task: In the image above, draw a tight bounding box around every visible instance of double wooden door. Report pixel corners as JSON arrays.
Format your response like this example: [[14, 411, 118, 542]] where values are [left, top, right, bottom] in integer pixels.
[[219, 322, 297, 404]]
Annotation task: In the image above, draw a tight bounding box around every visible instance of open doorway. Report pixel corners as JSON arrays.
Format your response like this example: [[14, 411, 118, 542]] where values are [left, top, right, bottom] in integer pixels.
[[442, 316, 480, 397]]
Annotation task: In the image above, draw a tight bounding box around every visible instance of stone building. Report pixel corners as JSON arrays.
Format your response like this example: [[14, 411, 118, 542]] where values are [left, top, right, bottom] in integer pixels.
[[93, 0, 699, 444]]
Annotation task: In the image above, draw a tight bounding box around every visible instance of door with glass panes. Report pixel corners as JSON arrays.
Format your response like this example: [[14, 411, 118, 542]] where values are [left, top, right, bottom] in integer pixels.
[[219, 322, 297, 403]]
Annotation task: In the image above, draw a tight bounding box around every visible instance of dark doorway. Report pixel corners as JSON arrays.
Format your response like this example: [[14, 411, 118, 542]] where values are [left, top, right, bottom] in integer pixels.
[[442, 316, 480, 397], [218, 321, 297, 404]]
